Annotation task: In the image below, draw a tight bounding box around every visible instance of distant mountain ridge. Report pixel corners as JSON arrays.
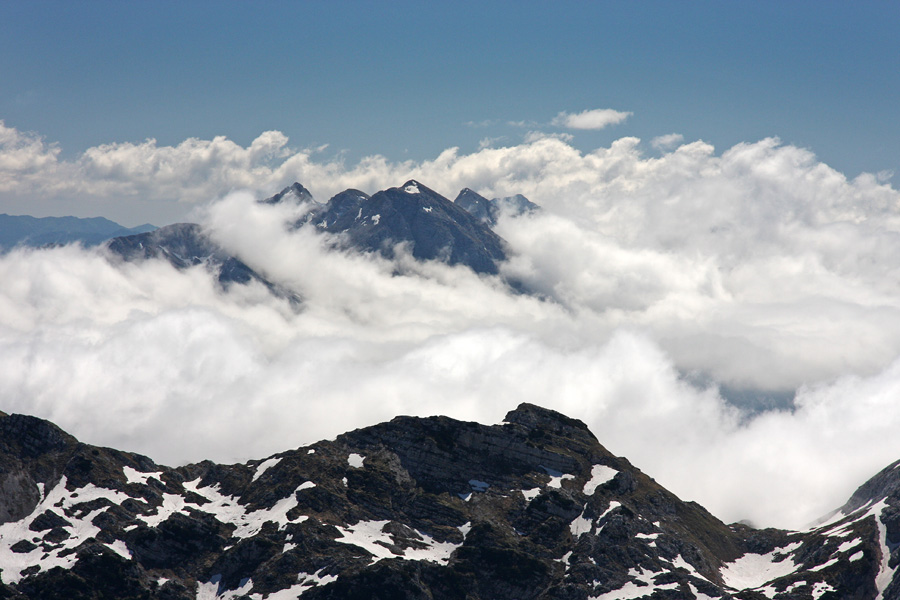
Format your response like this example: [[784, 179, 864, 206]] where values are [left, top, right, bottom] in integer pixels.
[[0, 214, 156, 251], [292, 180, 510, 275], [1, 404, 899, 598], [100, 181, 538, 296]]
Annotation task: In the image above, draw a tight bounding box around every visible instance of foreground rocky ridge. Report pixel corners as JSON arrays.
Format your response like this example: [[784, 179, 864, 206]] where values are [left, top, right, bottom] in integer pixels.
[[0, 405, 897, 599]]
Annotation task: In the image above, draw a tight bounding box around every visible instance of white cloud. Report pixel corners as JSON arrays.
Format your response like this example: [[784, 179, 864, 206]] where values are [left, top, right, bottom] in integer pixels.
[[651, 133, 684, 151], [552, 108, 633, 130], [0, 121, 62, 189], [3, 126, 900, 529]]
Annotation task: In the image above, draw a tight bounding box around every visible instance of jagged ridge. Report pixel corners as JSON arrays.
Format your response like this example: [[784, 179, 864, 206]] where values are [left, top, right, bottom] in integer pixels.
[[1, 404, 898, 599]]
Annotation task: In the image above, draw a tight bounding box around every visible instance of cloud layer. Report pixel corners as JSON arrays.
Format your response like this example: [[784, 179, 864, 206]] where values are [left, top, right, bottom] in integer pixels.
[[3, 123, 900, 529]]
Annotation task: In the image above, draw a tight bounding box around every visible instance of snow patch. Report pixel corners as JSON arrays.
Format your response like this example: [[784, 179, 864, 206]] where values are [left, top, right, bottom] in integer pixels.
[[871, 500, 894, 599], [404, 183, 421, 194], [521, 487, 541, 501], [584, 464, 618, 495], [106, 539, 132, 559], [810, 557, 839, 572], [148, 478, 314, 539], [251, 457, 281, 482], [0, 477, 133, 584], [542, 466, 575, 489], [334, 519, 459, 565], [348, 453, 365, 468], [570, 508, 593, 537], [589, 566, 679, 599], [197, 575, 253, 600], [458, 522, 472, 538], [719, 545, 799, 590], [687, 583, 719, 600], [812, 581, 835, 599], [123, 465, 163, 486], [599, 500, 621, 520]]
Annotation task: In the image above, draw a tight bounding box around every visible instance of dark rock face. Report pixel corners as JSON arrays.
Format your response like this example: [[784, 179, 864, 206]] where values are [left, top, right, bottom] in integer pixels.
[[299, 181, 508, 275], [2, 404, 899, 598]]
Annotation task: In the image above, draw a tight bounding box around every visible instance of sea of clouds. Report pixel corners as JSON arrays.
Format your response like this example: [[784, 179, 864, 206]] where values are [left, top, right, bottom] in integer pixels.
[[2, 120, 900, 530]]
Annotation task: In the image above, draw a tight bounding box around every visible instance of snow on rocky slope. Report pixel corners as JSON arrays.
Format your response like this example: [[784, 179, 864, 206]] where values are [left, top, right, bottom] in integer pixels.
[[0, 404, 898, 598]]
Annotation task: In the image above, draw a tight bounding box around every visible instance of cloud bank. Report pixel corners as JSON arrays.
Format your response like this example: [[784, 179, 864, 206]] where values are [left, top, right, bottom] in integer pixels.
[[2, 123, 900, 529]]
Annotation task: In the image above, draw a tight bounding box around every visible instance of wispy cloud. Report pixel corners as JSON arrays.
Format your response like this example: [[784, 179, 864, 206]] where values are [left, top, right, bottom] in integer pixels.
[[651, 133, 685, 151], [552, 108, 632, 130]]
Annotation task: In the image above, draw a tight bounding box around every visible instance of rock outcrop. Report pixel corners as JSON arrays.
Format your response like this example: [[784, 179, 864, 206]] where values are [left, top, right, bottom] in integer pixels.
[[1, 404, 899, 598]]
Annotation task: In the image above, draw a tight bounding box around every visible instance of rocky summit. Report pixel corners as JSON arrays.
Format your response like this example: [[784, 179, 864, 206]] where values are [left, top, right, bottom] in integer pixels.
[[1, 405, 899, 599], [101, 181, 534, 290], [293, 180, 509, 275]]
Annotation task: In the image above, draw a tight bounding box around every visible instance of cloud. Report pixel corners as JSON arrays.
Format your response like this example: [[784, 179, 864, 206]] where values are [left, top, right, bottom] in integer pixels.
[[477, 136, 506, 150], [3, 225, 900, 530], [552, 108, 632, 130], [651, 133, 684, 151], [465, 119, 497, 128], [0, 121, 62, 189], [3, 125, 900, 529], [523, 131, 574, 144]]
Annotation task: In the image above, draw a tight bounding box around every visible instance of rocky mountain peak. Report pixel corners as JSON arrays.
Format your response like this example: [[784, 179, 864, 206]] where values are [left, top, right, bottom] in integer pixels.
[[262, 182, 316, 205], [302, 181, 509, 275], [503, 402, 593, 437]]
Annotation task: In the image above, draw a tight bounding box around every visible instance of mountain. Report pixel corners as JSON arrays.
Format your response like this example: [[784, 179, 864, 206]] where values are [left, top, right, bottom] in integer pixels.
[[261, 182, 315, 206], [100, 180, 519, 302], [453, 188, 539, 227], [105, 223, 300, 304], [0, 214, 156, 252], [0, 404, 897, 599], [293, 181, 509, 275]]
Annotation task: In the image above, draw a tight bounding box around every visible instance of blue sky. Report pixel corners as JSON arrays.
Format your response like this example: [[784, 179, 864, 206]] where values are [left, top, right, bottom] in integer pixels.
[[2, 1, 898, 182]]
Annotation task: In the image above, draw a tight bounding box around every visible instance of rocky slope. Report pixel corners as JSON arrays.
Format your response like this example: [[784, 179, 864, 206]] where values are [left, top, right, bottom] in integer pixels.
[[0, 404, 898, 599]]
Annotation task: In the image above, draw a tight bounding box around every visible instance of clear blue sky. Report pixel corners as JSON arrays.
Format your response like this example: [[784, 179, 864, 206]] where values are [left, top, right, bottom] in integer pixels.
[[2, 1, 898, 182]]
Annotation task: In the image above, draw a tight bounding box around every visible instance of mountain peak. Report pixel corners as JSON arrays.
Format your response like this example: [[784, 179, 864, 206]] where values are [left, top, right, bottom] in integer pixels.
[[400, 180, 426, 195], [503, 402, 592, 434], [299, 181, 508, 275], [262, 182, 315, 205]]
